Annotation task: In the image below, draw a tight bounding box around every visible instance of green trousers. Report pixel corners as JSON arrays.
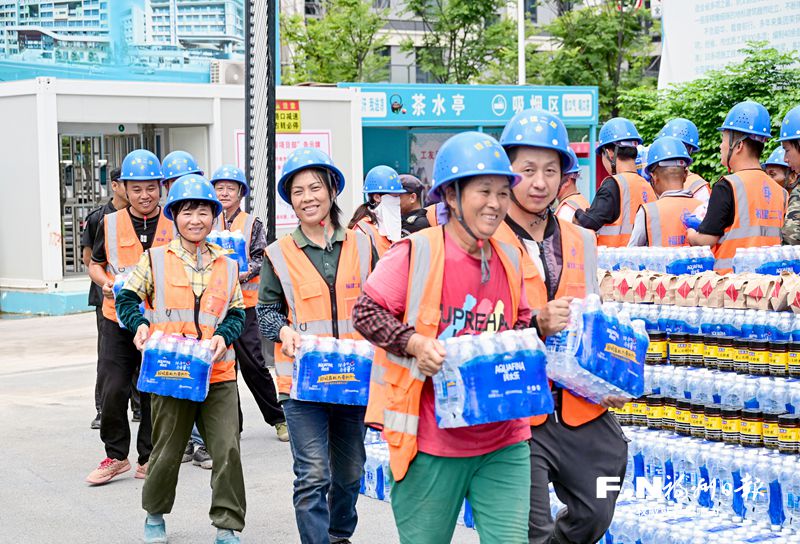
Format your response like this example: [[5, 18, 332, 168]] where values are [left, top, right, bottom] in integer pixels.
[[142, 381, 246, 531], [391, 441, 531, 544]]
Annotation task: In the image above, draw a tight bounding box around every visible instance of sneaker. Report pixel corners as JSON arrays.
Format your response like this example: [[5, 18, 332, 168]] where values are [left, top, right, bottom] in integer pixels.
[[181, 441, 194, 463], [85, 457, 131, 485], [215, 529, 239, 544], [192, 446, 212, 470], [132, 410, 142, 423], [143, 516, 167, 544], [90, 412, 101, 430], [275, 422, 289, 442], [135, 462, 148, 479]]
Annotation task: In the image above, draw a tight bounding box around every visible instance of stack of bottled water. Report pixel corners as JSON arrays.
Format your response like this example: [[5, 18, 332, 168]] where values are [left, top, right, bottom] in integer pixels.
[[734, 246, 800, 275], [138, 331, 214, 402], [598, 246, 715, 274], [207, 230, 248, 270], [111, 272, 145, 329], [545, 295, 648, 403], [433, 329, 551, 428], [291, 336, 374, 406]]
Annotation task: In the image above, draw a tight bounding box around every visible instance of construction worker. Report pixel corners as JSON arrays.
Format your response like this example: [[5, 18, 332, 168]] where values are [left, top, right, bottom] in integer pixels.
[[398, 174, 431, 236], [554, 147, 589, 222], [354, 131, 534, 544], [86, 149, 173, 485], [210, 165, 288, 442], [494, 109, 628, 544], [688, 101, 788, 272], [658, 117, 711, 202], [763, 147, 795, 188], [574, 117, 656, 246], [780, 105, 800, 245], [348, 164, 405, 256], [257, 148, 376, 544], [161, 150, 203, 193], [629, 136, 701, 247], [116, 174, 246, 544]]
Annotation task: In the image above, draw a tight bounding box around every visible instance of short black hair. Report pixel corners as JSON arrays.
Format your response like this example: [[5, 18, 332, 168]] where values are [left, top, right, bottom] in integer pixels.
[[110, 167, 121, 182], [601, 145, 638, 161], [173, 199, 214, 216], [741, 137, 765, 158]]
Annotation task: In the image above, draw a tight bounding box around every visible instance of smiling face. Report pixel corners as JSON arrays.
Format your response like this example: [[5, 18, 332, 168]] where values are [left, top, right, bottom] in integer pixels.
[[175, 201, 214, 243], [214, 180, 242, 215], [124, 180, 161, 216], [444, 175, 511, 239], [288, 169, 333, 227], [509, 146, 561, 214]]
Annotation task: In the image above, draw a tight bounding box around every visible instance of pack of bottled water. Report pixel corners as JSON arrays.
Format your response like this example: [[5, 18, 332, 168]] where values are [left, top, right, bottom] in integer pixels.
[[545, 295, 648, 403], [137, 331, 214, 402], [598, 246, 715, 274], [112, 272, 144, 329], [433, 329, 552, 428], [291, 336, 374, 406], [734, 246, 800, 275], [361, 441, 392, 502], [207, 230, 248, 271]]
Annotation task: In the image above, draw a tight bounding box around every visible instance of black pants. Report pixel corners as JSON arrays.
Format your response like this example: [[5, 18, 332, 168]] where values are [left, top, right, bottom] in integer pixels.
[[94, 306, 141, 414], [529, 411, 629, 544], [233, 307, 285, 426], [97, 316, 152, 465]]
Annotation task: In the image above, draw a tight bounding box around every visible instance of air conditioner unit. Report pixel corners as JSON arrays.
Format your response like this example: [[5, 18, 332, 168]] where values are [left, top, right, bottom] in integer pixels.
[[210, 60, 245, 84]]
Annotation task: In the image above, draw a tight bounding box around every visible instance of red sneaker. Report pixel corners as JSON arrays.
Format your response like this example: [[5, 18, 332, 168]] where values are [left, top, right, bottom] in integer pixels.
[[86, 457, 131, 485]]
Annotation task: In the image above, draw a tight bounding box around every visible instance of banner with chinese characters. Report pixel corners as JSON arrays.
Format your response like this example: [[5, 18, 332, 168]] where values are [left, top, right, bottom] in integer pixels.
[[236, 129, 332, 229], [338, 83, 598, 127], [408, 131, 459, 195]]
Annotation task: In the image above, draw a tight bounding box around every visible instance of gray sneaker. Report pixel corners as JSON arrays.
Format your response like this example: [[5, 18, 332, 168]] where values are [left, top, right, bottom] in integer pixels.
[[192, 446, 212, 470], [181, 441, 194, 463]]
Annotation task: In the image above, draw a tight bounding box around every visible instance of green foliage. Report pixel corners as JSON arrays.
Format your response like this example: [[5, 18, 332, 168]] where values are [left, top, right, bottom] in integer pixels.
[[403, 0, 517, 84], [618, 42, 800, 183], [281, 0, 388, 84], [526, 0, 656, 118]]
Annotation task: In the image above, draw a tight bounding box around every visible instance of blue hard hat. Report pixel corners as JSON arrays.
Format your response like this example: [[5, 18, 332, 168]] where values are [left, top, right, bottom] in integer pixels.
[[763, 146, 789, 168], [595, 117, 643, 154], [363, 165, 404, 194], [718, 101, 772, 140], [779, 105, 800, 142], [645, 136, 693, 173], [499, 109, 576, 171], [565, 148, 580, 175], [210, 165, 249, 197], [278, 148, 345, 204], [120, 149, 163, 181], [428, 132, 521, 204], [161, 150, 203, 184], [164, 174, 223, 221], [658, 118, 701, 153]]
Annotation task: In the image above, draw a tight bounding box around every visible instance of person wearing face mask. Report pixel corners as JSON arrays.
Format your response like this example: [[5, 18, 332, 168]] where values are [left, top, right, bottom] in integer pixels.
[[554, 148, 589, 222], [115, 174, 246, 544], [86, 149, 174, 486], [493, 109, 629, 544], [349, 165, 405, 255], [256, 148, 377, 544], [779, 106, 800, 246], [353, 132, 534, 544], [628, 136, 701, 248]]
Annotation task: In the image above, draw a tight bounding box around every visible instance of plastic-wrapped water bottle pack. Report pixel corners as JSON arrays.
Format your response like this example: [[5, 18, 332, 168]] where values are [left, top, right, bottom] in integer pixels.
[[112, 272, 144, 329], [734, 246, 800, 275], [291, 336, 374, 406], [545, 295, 648, 403], [598, 246, 715, 274], [207, 230, 248, 271], [137, 331, 214, 402], [433, 329, 552, 429]]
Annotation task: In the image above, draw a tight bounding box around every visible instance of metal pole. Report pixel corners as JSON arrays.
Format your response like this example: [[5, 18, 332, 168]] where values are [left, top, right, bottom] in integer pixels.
[[517, 0, 525, 85]]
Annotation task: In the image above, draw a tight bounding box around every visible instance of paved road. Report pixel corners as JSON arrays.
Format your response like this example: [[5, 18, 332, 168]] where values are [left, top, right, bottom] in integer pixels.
[[0, 312, 479, 543]]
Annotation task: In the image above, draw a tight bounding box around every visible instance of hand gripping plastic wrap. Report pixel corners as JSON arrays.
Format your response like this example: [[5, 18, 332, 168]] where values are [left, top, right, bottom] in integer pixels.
[[137, 331, 214, 402], [291, 336, 374, 405]]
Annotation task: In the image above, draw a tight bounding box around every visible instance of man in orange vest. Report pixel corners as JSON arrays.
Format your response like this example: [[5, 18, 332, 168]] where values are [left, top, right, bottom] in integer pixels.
[[574, 117, 656, 246], [688, 101, 788, 272], [211, 165, 288, 443], [657, 117, 711, 202], [86, 149, 173, 485], [554, 147, 589, 222], [353, 132, 534, 543], [628, 136, 701, 247], [497, 109, 629, 544]]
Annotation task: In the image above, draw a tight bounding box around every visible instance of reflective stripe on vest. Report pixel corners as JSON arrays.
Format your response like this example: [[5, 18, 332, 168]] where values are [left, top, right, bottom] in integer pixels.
[[597, 173, 656, 247], [228, 212, 260, 308], [643, 196, 701, 247], [357, 219, 392, 257], [556, 193, 590, 216], [685, 174, 709, 197]]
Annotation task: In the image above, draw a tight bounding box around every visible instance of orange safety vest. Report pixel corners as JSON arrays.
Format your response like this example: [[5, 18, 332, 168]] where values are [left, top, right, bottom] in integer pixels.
[[494, 218, 605, 427], [643, 195, 702, 247], [425, 204, 439, 227], [555, 192, 590, 218], [365, 227, 523, 482], [356, 218, 392, 257], [685, 173, 711, 200], [596, 172, 656, 248], [102, 208, 173, 322], [145, 246, 239, 384], [265, 229, 373, 396], [220, 211, 260, 308], [713, 170, 788, 273]]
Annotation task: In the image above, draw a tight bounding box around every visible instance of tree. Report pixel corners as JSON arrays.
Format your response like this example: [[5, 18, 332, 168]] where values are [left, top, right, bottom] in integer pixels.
[[281, 0, 388, 84], [618, 43, 800, 184], [402, 0, 516, 84], [526, 0, 656, 118]]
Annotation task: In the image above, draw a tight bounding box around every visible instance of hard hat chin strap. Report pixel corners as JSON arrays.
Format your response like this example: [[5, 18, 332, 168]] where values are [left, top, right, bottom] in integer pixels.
[[453, 182, 490, 284]]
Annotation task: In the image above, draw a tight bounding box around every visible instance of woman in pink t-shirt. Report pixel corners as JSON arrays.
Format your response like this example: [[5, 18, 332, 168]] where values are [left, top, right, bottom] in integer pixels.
[[353, 131, 535, 544]]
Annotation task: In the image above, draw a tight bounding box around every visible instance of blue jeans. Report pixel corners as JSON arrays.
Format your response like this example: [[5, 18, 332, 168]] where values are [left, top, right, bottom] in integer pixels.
[[282, 399, 367, 544], [191, 424, 205, 447]]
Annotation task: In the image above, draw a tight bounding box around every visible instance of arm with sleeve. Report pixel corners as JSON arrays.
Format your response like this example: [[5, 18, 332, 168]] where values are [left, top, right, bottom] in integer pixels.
[[574, 178, 621, 231], [256, 253, 289, 342], [627, 207, 648, 247]]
